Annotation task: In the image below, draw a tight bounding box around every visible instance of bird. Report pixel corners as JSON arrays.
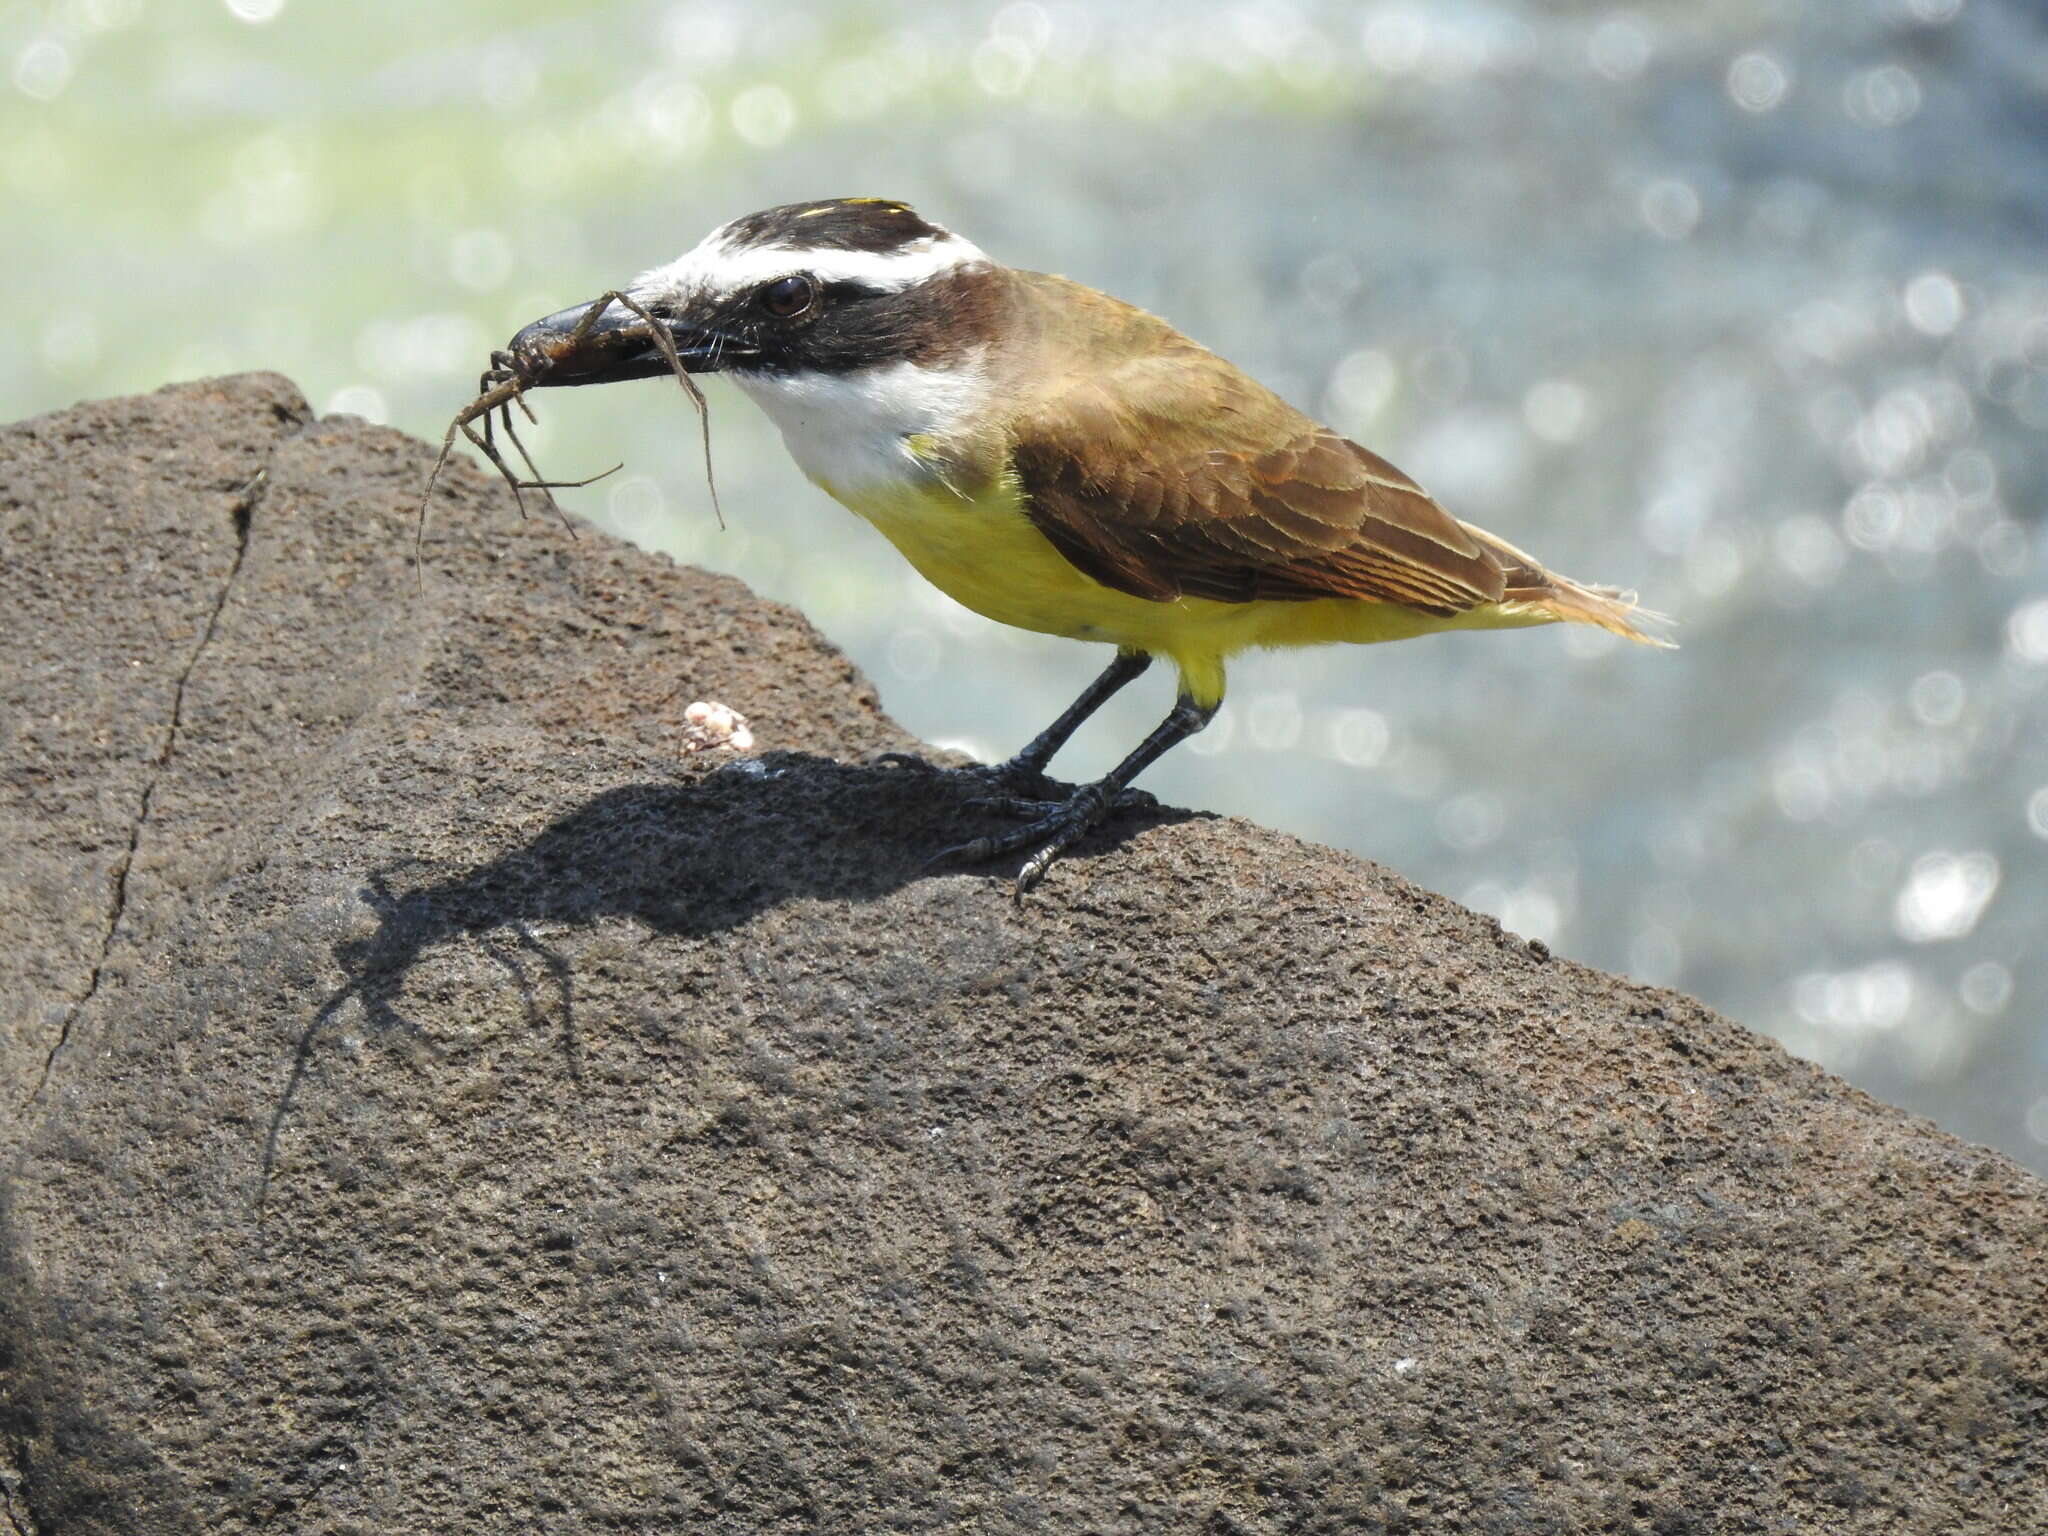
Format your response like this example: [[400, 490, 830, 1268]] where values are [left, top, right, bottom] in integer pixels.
[[500, 197, 1668, 891]]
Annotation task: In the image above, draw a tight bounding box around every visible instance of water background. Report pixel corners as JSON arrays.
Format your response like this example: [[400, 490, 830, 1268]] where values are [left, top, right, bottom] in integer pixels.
[[6, 0, 2045, 1171]]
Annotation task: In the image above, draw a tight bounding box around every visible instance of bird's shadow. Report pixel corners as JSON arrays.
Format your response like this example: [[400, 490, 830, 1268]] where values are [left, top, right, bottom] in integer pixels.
[[256, 751, 1194, 1210]]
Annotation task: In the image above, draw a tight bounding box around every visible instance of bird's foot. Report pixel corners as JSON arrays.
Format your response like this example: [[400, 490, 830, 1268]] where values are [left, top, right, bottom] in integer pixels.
[[931, 781, 1156, 895], [963, 785, 1158, 822]]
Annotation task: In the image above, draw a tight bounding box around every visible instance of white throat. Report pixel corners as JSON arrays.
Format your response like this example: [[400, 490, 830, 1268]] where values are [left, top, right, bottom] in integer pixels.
[[729, 354, 991, 496]]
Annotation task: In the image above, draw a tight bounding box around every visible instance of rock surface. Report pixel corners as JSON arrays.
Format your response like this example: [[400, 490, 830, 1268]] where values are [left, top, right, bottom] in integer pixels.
[[2, 377, 2044, 1534]]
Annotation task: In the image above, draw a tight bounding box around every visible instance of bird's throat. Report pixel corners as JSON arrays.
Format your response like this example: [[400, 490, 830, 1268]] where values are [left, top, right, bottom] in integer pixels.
[[729, 355, 995, 504]]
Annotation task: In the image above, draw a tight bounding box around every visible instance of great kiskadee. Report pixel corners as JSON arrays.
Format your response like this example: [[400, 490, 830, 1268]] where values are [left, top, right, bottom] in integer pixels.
[[504, 198, 1668, 890]]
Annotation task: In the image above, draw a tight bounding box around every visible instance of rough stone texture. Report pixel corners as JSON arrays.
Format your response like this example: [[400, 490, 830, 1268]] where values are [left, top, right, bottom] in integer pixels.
[[2, 377, 2044, 1534]]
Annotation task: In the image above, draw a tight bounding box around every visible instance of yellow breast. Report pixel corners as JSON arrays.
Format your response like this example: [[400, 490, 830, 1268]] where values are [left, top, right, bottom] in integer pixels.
[[830, 473, 1122, 640]]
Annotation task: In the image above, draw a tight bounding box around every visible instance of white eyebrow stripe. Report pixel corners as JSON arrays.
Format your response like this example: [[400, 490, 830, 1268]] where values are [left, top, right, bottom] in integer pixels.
[[630, 229, 990, 304]]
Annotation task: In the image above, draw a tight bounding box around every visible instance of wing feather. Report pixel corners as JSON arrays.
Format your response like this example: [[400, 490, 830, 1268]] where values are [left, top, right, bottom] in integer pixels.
[[992, 271, 1506, 613], [1011, 379, 1505, 616]]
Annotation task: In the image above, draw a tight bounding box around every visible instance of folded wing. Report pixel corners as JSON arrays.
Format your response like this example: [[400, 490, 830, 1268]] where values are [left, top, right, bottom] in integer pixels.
[[1008, 346, 1506, 616]]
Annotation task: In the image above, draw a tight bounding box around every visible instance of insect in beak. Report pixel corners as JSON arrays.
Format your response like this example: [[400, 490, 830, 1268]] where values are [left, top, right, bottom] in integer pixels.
[[503, 297, 741, 386], [414, 290, 733, 584]]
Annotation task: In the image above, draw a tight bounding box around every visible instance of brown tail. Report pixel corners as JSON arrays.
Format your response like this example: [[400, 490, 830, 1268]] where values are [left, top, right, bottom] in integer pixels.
[[1463, 522, 1677, 648]]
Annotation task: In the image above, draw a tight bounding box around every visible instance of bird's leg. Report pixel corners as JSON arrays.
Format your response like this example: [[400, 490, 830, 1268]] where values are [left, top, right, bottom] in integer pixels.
[[1000, 648, 1152, 784], [935, 692, 1218, 894], [873, 649, 1151, 788]]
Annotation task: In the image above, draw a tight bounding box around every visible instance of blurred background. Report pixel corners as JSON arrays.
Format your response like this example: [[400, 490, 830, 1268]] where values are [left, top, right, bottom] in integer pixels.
[[4, 0, 2044, 1172]]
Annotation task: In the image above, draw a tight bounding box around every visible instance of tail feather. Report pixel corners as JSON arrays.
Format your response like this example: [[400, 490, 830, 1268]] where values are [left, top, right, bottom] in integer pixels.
[[1463, 522, 1677, 649], [1503, 577, 1677, 648]]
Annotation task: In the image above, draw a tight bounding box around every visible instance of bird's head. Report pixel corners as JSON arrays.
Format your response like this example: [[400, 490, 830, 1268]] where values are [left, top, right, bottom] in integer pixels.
[[503, 198, 997, 387]]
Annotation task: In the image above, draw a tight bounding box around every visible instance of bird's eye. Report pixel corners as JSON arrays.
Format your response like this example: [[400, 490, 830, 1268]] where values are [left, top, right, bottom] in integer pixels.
[[758, 275, 815, 318]]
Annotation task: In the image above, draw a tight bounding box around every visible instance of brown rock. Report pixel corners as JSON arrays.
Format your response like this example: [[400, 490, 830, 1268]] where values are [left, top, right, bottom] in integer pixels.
[[2, 378, 2043, 1533]]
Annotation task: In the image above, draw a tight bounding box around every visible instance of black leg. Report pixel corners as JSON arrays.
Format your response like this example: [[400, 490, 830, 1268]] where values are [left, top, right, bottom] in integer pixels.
[[937, 692, 1219, 894], [870, 649, 1150, 787], [1003, 649, 1152, 780]]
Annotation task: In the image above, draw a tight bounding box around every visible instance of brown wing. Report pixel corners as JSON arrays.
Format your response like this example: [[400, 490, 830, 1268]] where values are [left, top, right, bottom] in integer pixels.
[[1007, 326, 1505, 616]]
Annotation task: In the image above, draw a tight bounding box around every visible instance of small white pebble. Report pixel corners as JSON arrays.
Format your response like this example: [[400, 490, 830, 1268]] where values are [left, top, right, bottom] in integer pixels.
[[679, 699, 755, 754], [1393, 1357, 1418, 1375]]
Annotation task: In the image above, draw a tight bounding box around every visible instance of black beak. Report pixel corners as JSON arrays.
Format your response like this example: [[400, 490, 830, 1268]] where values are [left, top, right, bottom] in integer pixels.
[[504, 296, 736, 388]]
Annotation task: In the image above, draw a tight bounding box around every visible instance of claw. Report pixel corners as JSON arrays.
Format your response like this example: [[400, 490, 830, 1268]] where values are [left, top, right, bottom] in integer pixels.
[[1016, 829, 1085, 894], [964, 793, 1065, 819], [986, 759, 1054, 796], [880, 744, 1155, 890], [926, 833, 1000, 871], [930, 780, 1135, 893]]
